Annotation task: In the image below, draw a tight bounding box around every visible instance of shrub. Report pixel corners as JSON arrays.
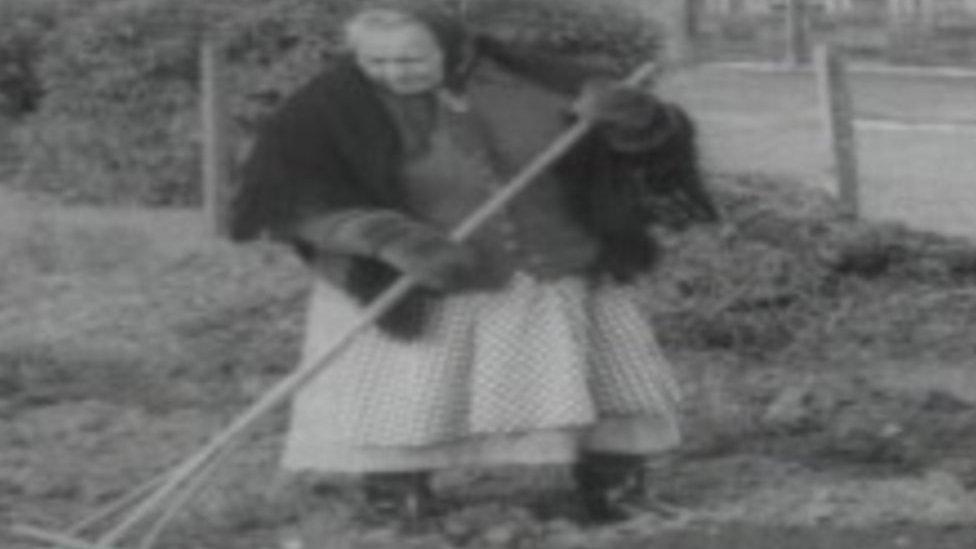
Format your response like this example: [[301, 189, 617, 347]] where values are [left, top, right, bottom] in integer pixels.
[[14, 0, 208, 204], [12, 0, 664, 206], [0, 0, 59, 116], [0, 0, 113, 116], [15, 0, 360, 205], [0, 16, 43, 116], [468, 0, 663, 70]]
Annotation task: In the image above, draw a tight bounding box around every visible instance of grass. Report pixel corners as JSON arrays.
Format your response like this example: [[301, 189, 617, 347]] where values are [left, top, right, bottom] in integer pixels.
[[3, 176, 976, 548], [0, 192, 307, 409]]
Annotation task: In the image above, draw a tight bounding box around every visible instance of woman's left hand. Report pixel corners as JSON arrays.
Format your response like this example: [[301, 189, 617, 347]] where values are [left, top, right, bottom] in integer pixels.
[[573, 80, 663, 152], [573, 80, 656, 126]]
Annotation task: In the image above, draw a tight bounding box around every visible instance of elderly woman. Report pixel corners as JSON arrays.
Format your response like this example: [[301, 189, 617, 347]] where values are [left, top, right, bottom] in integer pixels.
[[230, 1, 717, 524]]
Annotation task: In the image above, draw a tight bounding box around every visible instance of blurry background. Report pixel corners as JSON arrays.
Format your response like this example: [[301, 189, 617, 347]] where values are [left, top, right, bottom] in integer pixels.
[[3, 1, 976, 548]]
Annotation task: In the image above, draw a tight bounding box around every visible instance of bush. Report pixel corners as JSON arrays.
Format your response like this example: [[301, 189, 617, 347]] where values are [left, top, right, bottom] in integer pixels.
[[468, 0, 663, 70], [0, 15, 43, 116], [13, 0, 208, 204], [0, 0, 60, 116], [0, 0, 113, 116], [12, 0, 664, 206], [13, 0, 360, 205]]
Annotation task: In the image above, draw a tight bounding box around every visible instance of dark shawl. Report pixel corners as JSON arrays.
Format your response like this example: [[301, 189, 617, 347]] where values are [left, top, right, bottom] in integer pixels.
[[229, 39, 717, 336]]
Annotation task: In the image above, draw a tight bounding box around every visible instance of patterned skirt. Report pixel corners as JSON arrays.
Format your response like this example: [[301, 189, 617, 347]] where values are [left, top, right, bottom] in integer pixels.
[[281, 273, 683, 474]]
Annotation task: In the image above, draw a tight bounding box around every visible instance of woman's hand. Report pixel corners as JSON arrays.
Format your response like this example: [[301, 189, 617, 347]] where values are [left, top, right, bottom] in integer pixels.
[[573, 80, 664, 153], [377, 231, 484, 292], [293, 209, 505, 292]]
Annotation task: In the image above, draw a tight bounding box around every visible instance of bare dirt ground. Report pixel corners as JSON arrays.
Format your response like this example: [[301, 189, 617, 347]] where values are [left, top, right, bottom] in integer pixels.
[[3, 173, 976, 549]]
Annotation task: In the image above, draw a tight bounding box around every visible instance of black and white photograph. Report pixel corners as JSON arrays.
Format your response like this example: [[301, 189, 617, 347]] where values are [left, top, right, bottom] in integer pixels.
[[2, 1, 976, 548]]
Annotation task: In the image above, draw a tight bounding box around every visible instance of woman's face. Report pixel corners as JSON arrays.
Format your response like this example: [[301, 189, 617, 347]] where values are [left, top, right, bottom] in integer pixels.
[[353, 24, 445, 95]]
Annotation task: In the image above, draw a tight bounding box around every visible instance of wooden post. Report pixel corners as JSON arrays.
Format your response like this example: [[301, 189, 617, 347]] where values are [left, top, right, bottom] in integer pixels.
[[670, 0, 698, 64], [785, 0, 811, 67], [815, 44, 859, 219], [200, 40, 229, 237], [685, 0, 703, 38]]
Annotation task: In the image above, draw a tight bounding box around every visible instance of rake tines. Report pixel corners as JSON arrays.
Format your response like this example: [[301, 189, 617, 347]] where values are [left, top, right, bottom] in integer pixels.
[[11, 439, 236, 549]]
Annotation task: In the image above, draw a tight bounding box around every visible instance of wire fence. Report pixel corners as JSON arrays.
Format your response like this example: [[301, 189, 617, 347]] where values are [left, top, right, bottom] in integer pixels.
[[693, 0, 976, 67], [660, 56, 976, 238]]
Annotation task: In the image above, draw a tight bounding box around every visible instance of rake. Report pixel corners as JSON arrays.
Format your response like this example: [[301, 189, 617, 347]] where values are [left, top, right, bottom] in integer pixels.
[[10, 61, 661, 549]]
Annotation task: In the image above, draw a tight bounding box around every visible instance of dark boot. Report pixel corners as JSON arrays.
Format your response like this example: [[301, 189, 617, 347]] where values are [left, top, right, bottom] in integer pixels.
[[361, 471, 436, 524], [572, 452, 648, 524]]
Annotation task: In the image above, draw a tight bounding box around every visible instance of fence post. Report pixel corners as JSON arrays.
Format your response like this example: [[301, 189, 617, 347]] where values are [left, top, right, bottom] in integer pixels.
[[785, 0, 811, 67], [684, 0, 703, 38], [200, 40, 229, 237], [672, 0, 702, 64], [815, 43, 859, 219]]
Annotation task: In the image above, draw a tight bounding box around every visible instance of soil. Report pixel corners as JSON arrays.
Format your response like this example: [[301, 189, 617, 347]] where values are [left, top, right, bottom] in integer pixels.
[[3, 179, 976, 548], [4, 351, 976, 549]]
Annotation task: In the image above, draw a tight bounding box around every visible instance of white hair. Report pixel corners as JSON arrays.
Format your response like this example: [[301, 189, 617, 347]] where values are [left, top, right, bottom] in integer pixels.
[[343, 8, 430, 49]]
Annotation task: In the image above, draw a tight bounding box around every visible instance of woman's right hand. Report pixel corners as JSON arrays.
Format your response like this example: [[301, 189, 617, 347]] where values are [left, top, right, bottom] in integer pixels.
[[293, 209, 505, 292], [376, 228, 502, 292]]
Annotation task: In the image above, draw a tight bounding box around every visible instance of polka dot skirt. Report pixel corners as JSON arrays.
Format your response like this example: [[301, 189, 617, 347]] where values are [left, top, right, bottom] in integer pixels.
[[282, 274, 682, 471]]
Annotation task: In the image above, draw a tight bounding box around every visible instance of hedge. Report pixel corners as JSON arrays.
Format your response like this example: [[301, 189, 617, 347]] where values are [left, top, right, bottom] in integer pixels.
[[11, 0, 663, 205]]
